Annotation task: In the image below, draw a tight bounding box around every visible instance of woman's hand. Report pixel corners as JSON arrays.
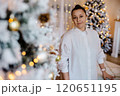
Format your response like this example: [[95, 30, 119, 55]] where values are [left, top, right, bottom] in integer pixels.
[[102, 71, 115, 80]]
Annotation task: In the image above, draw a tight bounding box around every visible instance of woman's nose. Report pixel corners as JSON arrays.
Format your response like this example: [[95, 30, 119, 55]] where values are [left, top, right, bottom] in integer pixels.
[[77, 18, 80, 22]]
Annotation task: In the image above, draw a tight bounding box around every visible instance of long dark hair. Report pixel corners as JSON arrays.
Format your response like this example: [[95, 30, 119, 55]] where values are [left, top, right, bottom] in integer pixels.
[[71, 5, 86, 16]]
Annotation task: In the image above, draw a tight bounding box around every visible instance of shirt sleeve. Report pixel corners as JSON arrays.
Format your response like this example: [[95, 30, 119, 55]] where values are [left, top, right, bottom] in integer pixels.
[[95, 31, 106, 64], [58, 35, 70, 73]]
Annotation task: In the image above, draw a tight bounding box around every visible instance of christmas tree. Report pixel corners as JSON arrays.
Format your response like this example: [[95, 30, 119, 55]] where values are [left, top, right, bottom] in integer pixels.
[[84, 0, 112, 53], [0, 0, 60, 80]]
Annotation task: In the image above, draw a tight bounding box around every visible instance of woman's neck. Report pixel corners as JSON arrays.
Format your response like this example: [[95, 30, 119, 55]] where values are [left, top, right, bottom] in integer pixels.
[[77, 27, 86, 32]]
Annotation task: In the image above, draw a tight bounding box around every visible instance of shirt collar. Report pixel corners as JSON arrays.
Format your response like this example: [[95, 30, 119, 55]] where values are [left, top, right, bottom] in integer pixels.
[[74, 27, 88, 34]]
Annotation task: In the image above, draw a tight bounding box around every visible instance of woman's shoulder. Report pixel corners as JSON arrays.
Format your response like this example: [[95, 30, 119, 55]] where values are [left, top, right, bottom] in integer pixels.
[[87, 28, 96, 33], [61, 29, 75, 39], [87, 28, 98, 35]]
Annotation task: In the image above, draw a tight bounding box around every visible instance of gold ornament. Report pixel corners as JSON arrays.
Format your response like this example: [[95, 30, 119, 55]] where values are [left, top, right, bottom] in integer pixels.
[[38, 13, 50, 24], [49, 72, 54, 80], [56, 55, 61, 62], [8, 18, 20, 31]]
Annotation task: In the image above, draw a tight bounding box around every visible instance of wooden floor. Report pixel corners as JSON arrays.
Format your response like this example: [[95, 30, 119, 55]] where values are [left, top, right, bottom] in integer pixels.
[[106, 54, 120, 66]]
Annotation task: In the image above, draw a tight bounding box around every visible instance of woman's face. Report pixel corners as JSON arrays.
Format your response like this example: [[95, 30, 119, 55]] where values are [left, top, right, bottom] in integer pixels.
[[72, 9, 86, 31]]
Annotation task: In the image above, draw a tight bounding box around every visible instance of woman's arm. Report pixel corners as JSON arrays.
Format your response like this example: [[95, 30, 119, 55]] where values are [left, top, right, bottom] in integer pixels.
[[58, 35, 70, 80], [99, 63, 115, 80]]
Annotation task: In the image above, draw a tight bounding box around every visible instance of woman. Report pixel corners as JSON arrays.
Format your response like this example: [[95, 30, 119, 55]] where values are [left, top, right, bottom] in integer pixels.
[[58, 5, 114, 80]]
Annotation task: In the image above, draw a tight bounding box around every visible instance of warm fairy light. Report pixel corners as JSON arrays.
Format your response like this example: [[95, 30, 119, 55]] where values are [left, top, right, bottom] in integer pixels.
[[85, 7, 88, 10], [106, 25, 108, 27], [90, 23, 93, 25], [8, 73, 15, 80], [22, 70, 27, 75], [67, 25, 70, 27], [29, 61, 34, 67], [39, 44, 43, 48], [0, 76, 3, 80], [68, 11, 71, 14], [74, 2, 76, 5], [50, 45, 54, 50], [43, 48, 47, 51], [66, 28, 69, 30], [41, 26, 44, 28], [34, 58, 38, 63], [21, 64, 26, 69], [8, 18, 13, 23], [22, 51, 26, 56], [57, 6, 59, 9], [69, 4, 71, 6], [15, 71, 21, 76], [54, 0, 56, 2]]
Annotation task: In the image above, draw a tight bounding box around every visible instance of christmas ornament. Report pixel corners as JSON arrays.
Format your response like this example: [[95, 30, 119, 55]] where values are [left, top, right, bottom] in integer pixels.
[[38, 13, 50, 24], [8, 18, 20, 31], [56, 55, 61, 62], [49, 72, 54, 80]]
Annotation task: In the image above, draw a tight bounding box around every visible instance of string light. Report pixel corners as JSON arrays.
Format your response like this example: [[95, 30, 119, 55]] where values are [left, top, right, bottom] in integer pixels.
[[68, 4, 71, 7], [34, 58, 38, 63], [29, 61, 34, 67], [39, 44, 43, 48], [0, 76, 3, 80], [74, 2, 76, 5], [15, 71, 21, 76], [22, 51, 26, 56], [21, 64, 26, 69], [43, 48, 47, 51], [22, 70, 27, 75], [8, 73, 15, 80]]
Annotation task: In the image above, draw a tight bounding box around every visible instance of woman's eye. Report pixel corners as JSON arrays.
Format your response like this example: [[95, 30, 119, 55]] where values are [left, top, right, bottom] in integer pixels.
[[73, 17, 77, 19], [80, 16, 83, 18]]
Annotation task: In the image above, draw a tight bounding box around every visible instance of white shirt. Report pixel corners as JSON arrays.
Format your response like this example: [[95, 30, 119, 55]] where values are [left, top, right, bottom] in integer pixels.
[[58, 27, 105, 80]]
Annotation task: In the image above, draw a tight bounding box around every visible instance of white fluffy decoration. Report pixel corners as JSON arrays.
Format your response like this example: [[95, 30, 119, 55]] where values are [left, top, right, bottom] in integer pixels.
[[0, 0, 8, 18], [8, 0, 29, 12], [0, 21, 10, 43]]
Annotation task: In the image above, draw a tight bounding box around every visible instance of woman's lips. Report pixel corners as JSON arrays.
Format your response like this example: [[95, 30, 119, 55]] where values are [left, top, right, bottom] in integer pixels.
[[77, 23, 82, 25]]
